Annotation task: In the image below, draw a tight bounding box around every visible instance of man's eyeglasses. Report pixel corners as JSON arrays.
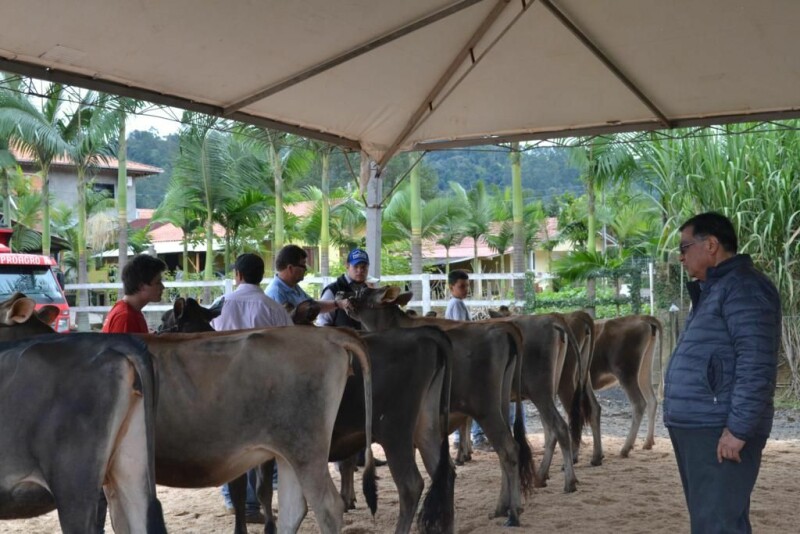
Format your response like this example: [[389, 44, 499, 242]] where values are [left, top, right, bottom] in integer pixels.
[[679, 241, 697, 254], [292, 263, 308, 271]]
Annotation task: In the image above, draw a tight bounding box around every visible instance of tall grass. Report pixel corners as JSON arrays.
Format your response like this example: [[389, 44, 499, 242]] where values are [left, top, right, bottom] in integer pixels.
[[637, 123, 800, 397]]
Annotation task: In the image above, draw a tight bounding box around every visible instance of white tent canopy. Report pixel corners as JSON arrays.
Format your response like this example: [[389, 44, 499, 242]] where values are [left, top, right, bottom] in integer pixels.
[[1, 0, 799, 166], [2, 0, 799, 275]]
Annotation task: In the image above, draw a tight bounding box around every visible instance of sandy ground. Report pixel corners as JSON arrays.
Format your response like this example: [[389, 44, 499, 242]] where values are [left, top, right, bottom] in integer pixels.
[[6, 437, 800, 533], [5, 393, 800, 533]]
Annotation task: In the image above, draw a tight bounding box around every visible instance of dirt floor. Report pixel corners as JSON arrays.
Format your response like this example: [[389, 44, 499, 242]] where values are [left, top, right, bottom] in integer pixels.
[[6, 391, 800, 533]]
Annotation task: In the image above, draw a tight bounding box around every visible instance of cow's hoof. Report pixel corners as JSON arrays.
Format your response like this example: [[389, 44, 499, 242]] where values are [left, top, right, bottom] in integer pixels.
[[620, 448, 631, 458], [564, 481, 577, 493], [643, 440, 655, 450], [504, 515, 521, 527], [590, 457, 603, 467], [534, 478, 547, 488]]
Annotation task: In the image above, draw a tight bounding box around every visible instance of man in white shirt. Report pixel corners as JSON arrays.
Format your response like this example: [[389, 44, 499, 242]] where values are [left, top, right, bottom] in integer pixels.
[[215, 253, 291, 523], [213, 254, 292, 331]]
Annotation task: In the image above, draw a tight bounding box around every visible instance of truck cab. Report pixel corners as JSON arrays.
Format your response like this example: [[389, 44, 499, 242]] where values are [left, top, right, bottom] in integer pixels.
[[0, 228, 71, 332]]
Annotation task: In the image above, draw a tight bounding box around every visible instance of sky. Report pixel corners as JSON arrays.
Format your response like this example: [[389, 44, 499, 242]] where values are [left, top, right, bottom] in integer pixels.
[[127, 106, 183, 137]]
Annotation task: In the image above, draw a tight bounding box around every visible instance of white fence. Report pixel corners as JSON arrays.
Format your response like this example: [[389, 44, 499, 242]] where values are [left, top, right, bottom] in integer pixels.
[[65, 272, 537, 328]]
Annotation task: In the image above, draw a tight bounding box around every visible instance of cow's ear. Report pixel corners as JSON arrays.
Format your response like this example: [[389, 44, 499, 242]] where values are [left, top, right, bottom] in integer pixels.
[[173, 298, 186, 320], [37, 305, 60, 326], [382, 286, 401, 302], [4, 297, 37, 325], [394, 292, 413, 307]]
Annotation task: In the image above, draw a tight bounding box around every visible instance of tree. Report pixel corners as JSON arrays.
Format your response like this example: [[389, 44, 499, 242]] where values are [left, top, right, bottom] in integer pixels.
[[450, 180, 493, 298], [171, 114, 237, 281], [0, 136, 16, 228], [568, 137, 636, 315], [64, 91, 118, 329], [0, 78, 70, 256]]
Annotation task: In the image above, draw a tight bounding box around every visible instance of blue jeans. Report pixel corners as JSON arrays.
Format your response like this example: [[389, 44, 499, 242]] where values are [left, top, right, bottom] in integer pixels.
[[456, 404, 524, 443], [221, 468, 261, 514]]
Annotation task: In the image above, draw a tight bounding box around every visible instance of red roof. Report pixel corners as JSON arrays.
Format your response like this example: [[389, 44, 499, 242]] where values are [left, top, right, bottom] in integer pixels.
[[422, 217, 560, 260], [10, 148, 163, 176], [130, 210, 225, 242]]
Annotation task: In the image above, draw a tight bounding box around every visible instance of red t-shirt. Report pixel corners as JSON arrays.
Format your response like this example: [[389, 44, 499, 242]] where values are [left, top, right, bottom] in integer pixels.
[[102, 300, 149, 334]]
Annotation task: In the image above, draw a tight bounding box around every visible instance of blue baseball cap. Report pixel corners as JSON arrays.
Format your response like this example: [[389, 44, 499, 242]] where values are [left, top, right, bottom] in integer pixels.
[[347, 249, 369, 265]]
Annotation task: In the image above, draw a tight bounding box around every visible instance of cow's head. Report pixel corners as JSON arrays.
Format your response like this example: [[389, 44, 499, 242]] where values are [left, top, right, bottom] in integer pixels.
[[158, 297, 219, 333], [340, 285, 413, 331], [488, 305, 513, 318], [284, 300, 321, 325], [0, 292, 59, 341]]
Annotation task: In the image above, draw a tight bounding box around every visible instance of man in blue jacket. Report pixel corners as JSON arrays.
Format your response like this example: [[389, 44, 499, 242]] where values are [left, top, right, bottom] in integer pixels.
[[664, 212, 781, 534]]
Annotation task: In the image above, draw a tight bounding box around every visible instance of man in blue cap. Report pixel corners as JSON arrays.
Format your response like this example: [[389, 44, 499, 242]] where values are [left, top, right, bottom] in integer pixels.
[[318, 248, 370, 327]]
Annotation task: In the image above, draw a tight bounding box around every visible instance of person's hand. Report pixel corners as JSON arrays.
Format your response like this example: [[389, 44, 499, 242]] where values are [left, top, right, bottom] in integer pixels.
[[336, 298, 352, 312], [717, 427, 745, 463]]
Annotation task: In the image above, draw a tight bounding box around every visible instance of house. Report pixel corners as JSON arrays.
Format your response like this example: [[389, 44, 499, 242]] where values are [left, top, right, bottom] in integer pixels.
[[12, 148, 163, 222]]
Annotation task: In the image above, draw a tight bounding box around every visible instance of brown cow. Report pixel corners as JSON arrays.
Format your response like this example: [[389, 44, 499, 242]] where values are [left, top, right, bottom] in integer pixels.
[[4, 294, 375, 534], [162, 299, 456, 534], [483, 309, 582, 491], [592, 315, 662, 457], [346, 286, 536, 526]]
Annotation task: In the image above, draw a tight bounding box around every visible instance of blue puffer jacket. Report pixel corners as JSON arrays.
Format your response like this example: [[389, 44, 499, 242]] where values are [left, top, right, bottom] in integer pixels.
[[663, 254, 781, 440]]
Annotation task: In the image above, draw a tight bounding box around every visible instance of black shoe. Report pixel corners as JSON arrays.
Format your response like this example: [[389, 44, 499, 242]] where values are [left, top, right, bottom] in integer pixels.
[[374, 458, 388, 467]]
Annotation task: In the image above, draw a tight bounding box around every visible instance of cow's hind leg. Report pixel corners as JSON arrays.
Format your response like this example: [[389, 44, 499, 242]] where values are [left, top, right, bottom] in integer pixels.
[[105, 395, 166, 534], [337, 455, 358, 510], [639, 338, 658, 451], [585, 385, 604, 466], [279, 455, 344, 534], [48, 464, 106, 534], [256, 460, 277, 534], [382, 437, 423, 534], [228, 474, 249, 534], [618, 376, 647, 458], [478, 413, 522, 526], [531, 394, 577, 492]]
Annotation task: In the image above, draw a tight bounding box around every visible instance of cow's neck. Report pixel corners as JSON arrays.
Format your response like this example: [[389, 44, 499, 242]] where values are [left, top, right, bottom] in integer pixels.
[[359, 304, 411, 331]]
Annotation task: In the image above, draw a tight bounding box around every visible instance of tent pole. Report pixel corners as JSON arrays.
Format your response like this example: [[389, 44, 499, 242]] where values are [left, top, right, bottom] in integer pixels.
[[363, 153, 382, 280]]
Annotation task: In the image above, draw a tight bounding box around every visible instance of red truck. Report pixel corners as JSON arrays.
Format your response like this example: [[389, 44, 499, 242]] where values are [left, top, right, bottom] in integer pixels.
[[0, 228, 71, 332]]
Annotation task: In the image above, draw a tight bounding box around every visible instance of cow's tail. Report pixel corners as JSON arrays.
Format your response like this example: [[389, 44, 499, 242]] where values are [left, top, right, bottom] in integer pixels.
[[340, 335, 377, 516], [509, 326, 537, 495], [558, 322, 587, 450], [418, 328, 456, 534], [644, 315, 664, 397], [579, 314, 596, 428], [122, 337, 168, 533]]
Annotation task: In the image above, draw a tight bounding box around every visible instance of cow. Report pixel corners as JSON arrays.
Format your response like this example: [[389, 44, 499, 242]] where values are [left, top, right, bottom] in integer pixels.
[[161, 298, 456, 534], [4, 294, 375, 534], [0, 293, 166, 534], [344, 286, 536, 527], [484, 312, 583, 492], [592, 315, 663, 458]]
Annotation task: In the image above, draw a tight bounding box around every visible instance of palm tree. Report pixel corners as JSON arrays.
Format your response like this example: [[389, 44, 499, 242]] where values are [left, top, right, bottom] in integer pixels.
[[152, 184, 204, 275], [63, 91, 117, 329], [171, 113, 236, 281], [450, 180, 493, 298], [235, 126, 313, 253], [0, 79, 70, 256], [0, 136, 17, 228], [435, 195, 469, 277], [510, 142, 525, 300], [112, 97, 147, 280], [568, 136, 636, 315]]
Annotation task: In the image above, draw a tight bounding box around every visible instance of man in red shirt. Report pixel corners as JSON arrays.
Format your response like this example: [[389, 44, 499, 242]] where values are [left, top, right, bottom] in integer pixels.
[[97, 253, 165, 531], [102, 254, 167, 334]]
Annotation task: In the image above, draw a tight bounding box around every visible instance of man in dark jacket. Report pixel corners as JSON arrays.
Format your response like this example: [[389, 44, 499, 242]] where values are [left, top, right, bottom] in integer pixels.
[[317, 248, 370, 328], [664, 212, 781, 534]]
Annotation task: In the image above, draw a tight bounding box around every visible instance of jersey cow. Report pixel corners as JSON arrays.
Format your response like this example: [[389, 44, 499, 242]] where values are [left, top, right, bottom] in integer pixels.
[[161, 298, 456, 534], [344, 286, 536, 527], [592, 315, 663, 458], [0, 294, 166, 534], [5, 294, 374, 534]]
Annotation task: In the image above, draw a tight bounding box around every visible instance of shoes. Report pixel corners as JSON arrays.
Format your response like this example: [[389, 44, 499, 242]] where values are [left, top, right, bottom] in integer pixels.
[[245, 510, 266, 524]]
